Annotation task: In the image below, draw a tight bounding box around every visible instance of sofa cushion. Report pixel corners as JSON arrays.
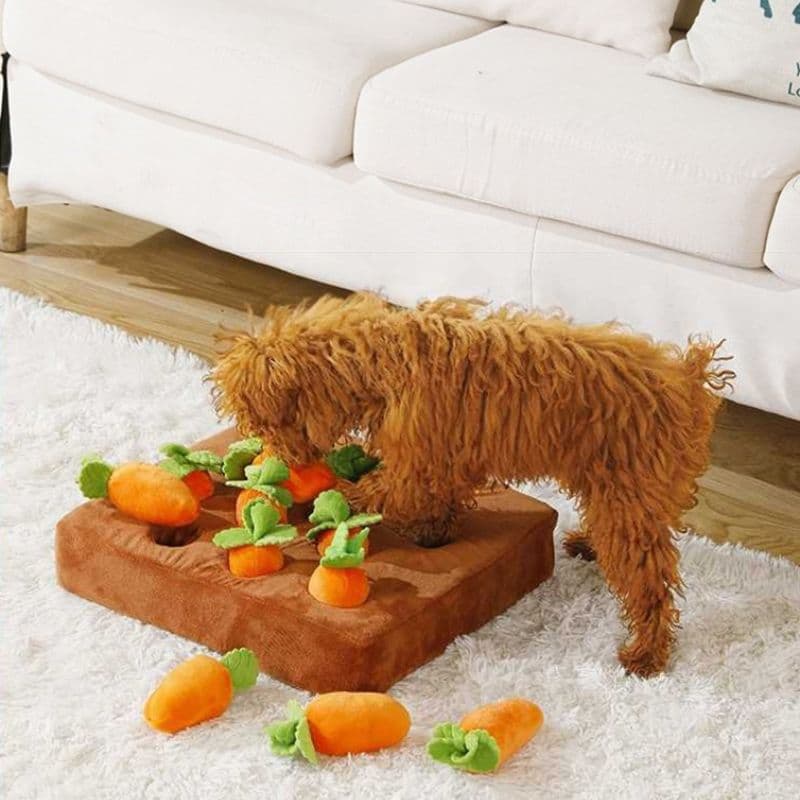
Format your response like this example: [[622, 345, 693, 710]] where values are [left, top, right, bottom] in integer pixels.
[[3, 0, 491, 165], [764, 175, 800, 284], [355, 25, 800, 268], [401, 0, 680, 56]]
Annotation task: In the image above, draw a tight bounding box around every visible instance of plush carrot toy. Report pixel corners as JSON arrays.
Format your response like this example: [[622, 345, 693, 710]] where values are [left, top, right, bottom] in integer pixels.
[[306, 490, 382, 556], [427, 699, 544, 774], [250, 448, 338, 505], [221, 438, 379, 503], [283, 444, 381, 504], [266, 692, 410, 763], [159, 442, 224, 501], [144, 647, 259, 734], [308, 521, 372, 608], [222, 436, 265, 480], [77, 456, 199, 527], [221, 437, 332, 505], [213, 498, 297, 578], [281, 462, 337, 504], [226, 458, 294, 525]]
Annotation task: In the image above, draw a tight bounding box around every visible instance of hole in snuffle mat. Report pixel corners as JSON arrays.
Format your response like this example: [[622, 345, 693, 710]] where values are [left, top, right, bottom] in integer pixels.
[[151, 523, 201, 548]]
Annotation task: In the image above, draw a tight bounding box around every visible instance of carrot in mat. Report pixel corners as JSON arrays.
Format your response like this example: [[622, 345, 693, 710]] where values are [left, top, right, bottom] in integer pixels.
[[213, 498, 297, 578], [283, 444, 380, 504], [221, 436, 264, 480], [266, 692, 410, 763], [427, 698, 544, 773], [144, 647, 259, 734], [226, 457, 294, 525], [281, 462, 337, 504], [77, 456, 199, 527], [308, 520, 372, 607], [159, 442, 224, 501], [306, 489, 381, 556]]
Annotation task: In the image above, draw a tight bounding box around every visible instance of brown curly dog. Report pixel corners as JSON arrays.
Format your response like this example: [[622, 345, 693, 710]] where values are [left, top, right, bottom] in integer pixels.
[[212, 292, 733, 676]]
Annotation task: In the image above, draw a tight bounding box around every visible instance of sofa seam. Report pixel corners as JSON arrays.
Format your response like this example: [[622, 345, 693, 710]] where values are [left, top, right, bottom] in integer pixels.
[[356, 161, 765, 268], [528, 216, 540, 309]]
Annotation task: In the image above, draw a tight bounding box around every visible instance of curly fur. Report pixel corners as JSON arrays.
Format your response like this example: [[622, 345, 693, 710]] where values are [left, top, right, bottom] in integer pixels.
[[212, 293, 734, 676]]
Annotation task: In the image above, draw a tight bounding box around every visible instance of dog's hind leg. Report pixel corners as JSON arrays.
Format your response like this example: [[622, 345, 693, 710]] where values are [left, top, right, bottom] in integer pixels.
[[563, 529, 596, 561], [586, 496, 681, 677]]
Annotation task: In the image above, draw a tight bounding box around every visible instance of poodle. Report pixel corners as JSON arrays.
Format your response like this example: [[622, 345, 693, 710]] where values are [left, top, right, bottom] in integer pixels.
[[212, 293, 733, 676]]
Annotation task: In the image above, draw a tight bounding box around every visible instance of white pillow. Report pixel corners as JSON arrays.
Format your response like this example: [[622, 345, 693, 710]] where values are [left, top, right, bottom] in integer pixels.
[[400, 1, 681, 57], [649, 0, 800, 107]]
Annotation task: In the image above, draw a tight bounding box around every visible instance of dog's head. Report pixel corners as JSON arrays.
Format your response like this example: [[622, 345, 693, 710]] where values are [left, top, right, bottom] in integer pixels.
[[212, 294, 389, 462], [212, 331, 339, 462]]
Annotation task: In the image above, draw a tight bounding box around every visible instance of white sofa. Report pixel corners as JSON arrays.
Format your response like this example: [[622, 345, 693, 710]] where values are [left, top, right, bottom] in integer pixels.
[[2, 0, 799, 419]]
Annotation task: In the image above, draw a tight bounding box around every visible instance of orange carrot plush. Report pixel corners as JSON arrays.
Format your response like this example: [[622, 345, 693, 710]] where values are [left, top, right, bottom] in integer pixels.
[[221, 438, 379, 504], [252, 446, 337, 504], [306, 490, 382, 556], [307, 515, 375, 608], [225, 458, 294, 525], [282, 444, 380, 504], [144, 647, 258, 734], [281, 462, 337, 504], [266, 693, 410, 763], [427, 699, 544, 774], [159, 442, 224, 501], [213, 498, 297, 578], [78, 457, 199, 527]]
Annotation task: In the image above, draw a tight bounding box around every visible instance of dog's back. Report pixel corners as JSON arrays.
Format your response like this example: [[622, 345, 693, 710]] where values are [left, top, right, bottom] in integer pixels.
[[378, 299, 732, 499]]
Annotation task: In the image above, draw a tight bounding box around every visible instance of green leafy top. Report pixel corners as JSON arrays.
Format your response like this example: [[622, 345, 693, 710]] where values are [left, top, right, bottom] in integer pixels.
[[222, 437, 264, 480], [226, 459, 294, 508], [212, 499, 297, 549], [319, 522, 370, 568], [219, 647, 259, 692], [426, 723, 500, 774], [325, 444, 380, 482], [159, 443, 224, 478], [264, 700, 318, 765], [306, 490, 382, 541], [77, 456, 114, 499]]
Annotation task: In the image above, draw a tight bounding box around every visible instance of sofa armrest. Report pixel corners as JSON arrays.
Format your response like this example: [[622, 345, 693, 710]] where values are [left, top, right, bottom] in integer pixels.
[[764, 176, 800, 285]]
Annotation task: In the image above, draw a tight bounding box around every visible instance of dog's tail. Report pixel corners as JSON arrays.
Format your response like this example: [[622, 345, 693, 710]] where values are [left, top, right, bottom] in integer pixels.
[[683, 337, 735, 395], [668, 339, 735, 519]]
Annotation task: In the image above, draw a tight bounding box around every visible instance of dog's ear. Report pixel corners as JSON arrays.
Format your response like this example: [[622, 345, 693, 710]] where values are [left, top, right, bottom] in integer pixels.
[[211, 334, 295, 437]]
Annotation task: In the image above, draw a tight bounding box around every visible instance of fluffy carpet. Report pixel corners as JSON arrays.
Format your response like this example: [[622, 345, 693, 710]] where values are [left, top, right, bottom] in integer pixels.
[[1, 289, 798, 800]]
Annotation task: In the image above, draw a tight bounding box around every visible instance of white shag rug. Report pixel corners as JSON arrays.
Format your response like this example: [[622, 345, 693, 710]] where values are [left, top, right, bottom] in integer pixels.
[[1, 289, 799, 800]]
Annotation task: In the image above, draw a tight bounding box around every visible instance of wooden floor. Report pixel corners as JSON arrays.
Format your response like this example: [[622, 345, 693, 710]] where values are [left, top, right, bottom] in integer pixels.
[[3, 205, 799, 564]]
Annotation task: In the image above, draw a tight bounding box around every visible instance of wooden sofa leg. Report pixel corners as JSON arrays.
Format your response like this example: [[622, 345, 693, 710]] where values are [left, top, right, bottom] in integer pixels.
[[0, 172, 27, 252]]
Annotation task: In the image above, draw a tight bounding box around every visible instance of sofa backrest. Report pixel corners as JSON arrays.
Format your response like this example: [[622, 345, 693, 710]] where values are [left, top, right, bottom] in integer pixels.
[[674, 0, 704, 30]]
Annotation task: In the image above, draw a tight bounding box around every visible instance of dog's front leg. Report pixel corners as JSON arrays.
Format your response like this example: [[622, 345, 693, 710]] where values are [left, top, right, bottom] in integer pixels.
[[342, 462, 461, 547], [585, 495, 681, 677]]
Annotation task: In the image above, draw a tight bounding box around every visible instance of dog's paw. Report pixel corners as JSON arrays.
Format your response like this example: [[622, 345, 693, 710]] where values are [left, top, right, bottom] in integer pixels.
[[618, 644, 668, 678], [563, 531, 596, 561]]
